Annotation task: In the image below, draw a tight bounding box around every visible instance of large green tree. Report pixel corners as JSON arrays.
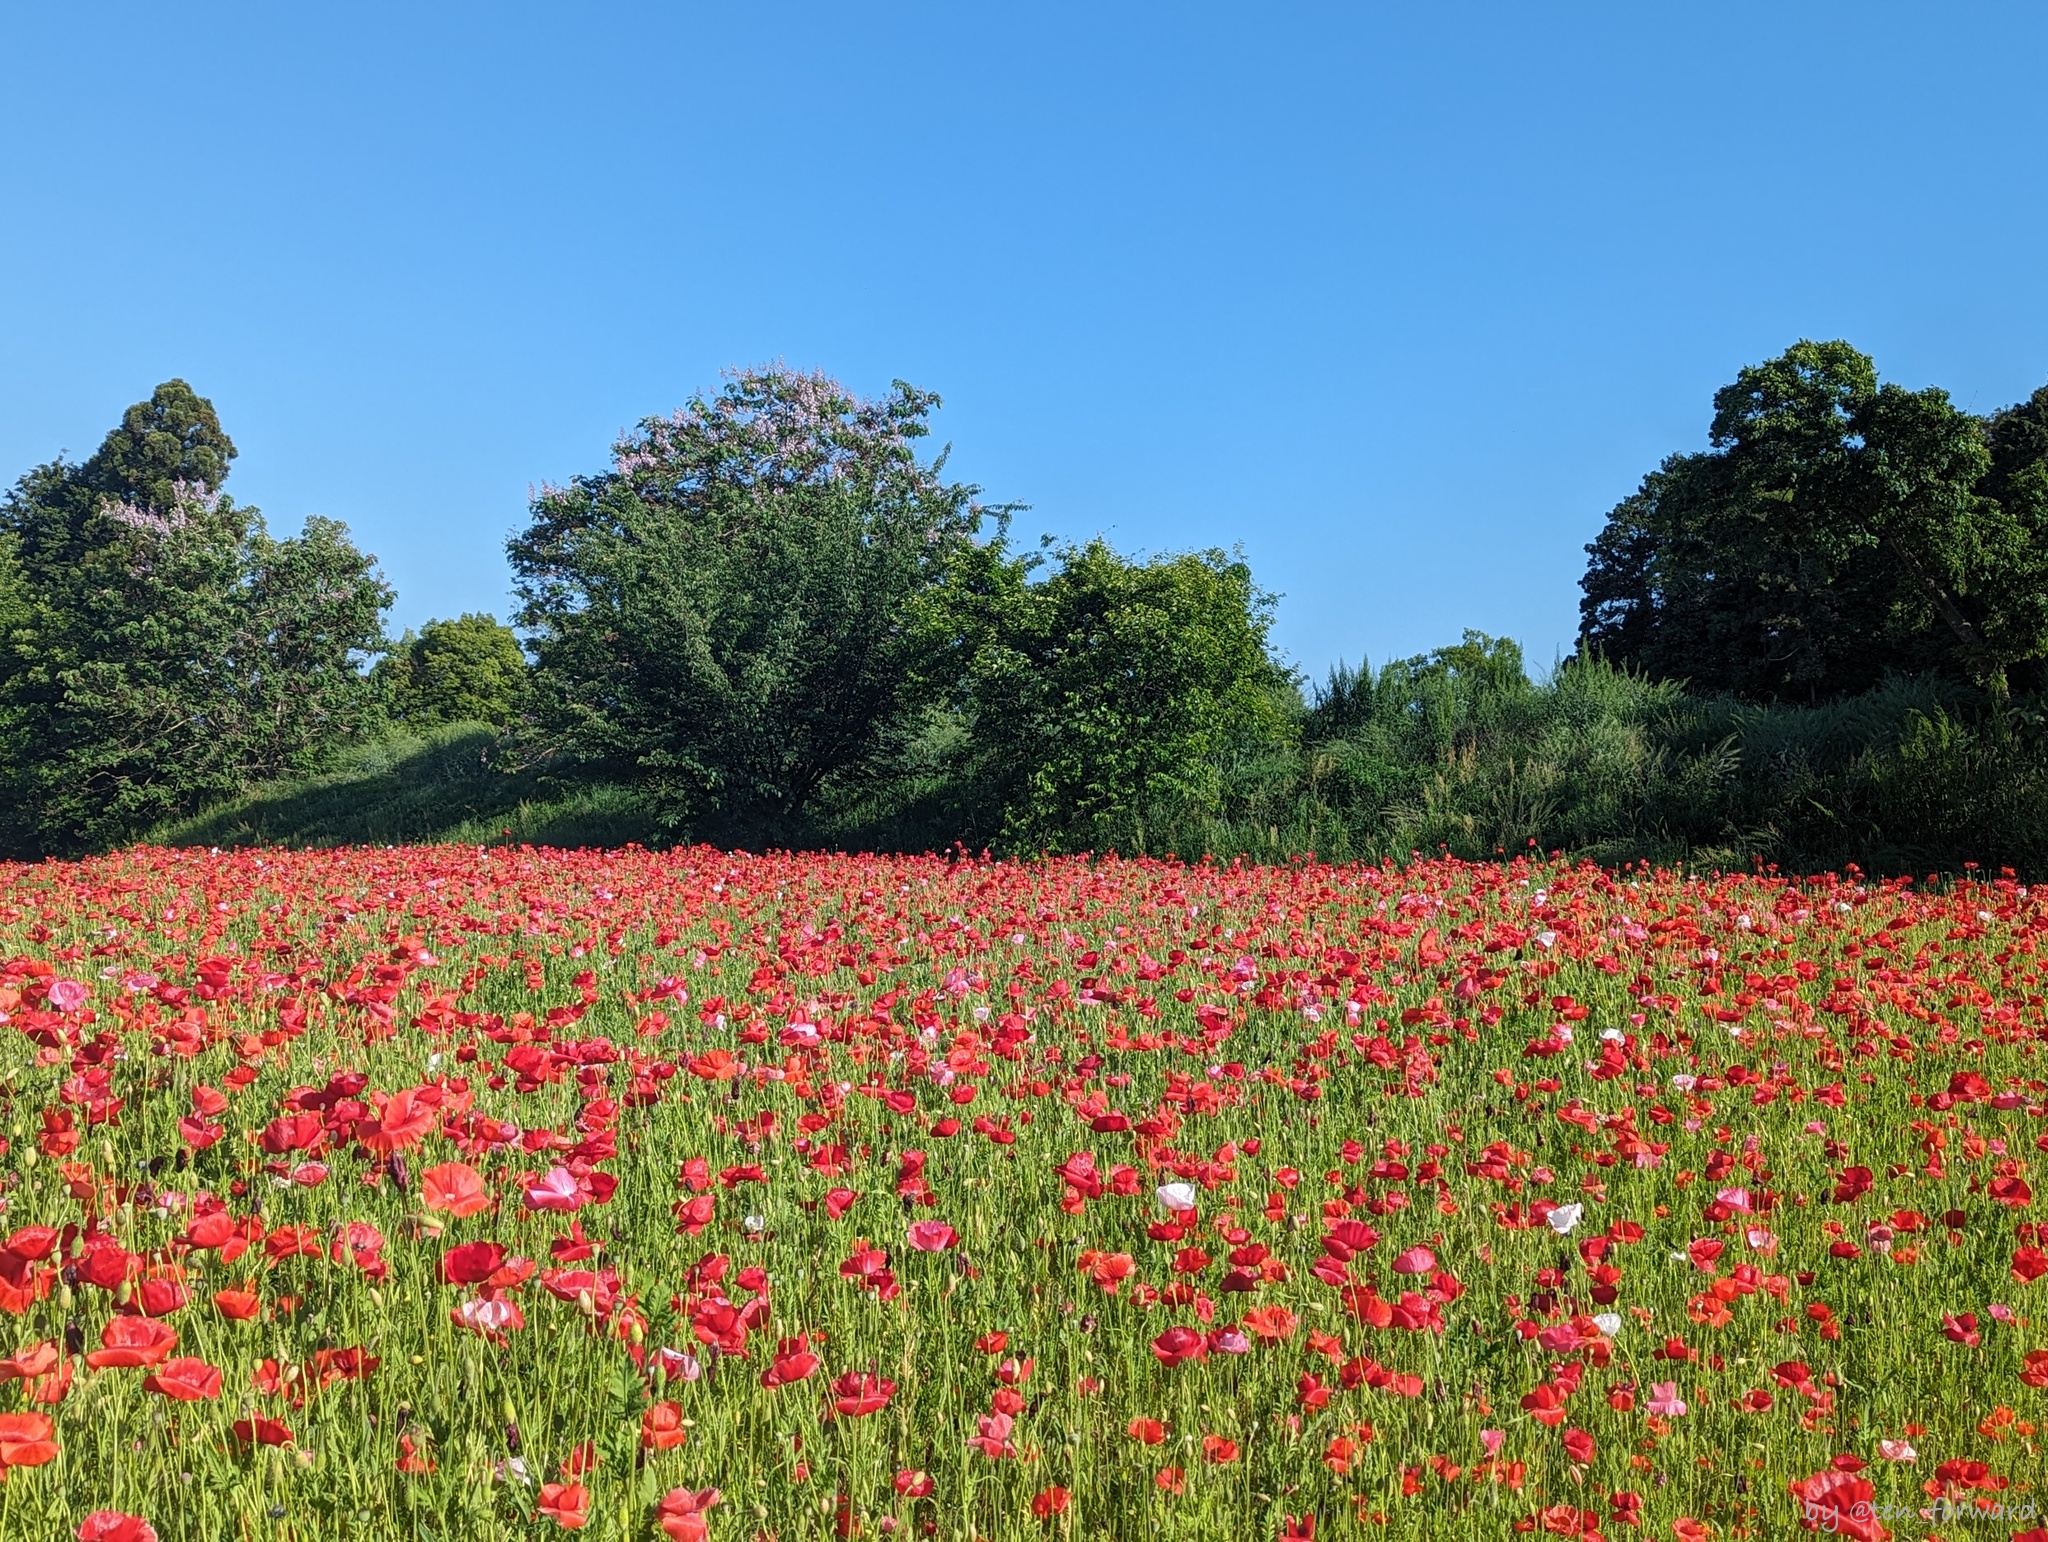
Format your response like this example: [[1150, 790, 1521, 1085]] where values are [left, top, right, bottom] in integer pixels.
[[1580, 341, 2048, 700], [915, 536, 1294, 851], [0, 381, 392, 853], [509, 366, 984, 839], [376, 613, 529, 727]]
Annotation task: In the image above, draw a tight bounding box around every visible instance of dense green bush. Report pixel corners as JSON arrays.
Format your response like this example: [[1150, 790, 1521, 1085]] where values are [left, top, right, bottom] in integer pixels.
[[1078, 638, 2048, 877]]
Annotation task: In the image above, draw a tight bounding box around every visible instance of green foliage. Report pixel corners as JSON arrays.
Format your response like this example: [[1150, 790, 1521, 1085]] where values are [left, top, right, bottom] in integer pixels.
[[1581, 341, 2048, 700], [1100, 634, 2048, 878], [151, 723, 655, 850], [0, 381, 392, 855], [375, 613, 529, 727], [913, 537, 1295, 853], [509, 366, 983, 843]]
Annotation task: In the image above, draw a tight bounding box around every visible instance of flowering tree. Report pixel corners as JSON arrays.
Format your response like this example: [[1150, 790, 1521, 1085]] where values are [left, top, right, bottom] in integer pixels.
[[0, 380, 391, 853], [509, 365, 985, 839]]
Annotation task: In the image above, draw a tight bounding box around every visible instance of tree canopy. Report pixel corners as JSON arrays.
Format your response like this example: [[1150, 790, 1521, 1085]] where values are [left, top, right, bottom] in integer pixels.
[[0, 381, 391, 854], [916, 536, 1293, 852], [509, 366, 983, 841], [376, 613, 528, 728], [1579, 341, 2048, 700]]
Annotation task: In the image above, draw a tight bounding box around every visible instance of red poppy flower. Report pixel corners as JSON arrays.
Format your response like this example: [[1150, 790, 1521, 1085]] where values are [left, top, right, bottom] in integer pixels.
[[1151, 1326, 1208, 1368], [143, 1356, 223, 1402], [0, 1411, 57, 1468], [1242, 1305, 1298, 1340], [77, 1513, 158, 1542], [396, 1433, 436, 1474], [537, 1482, 589, 1530], [0, 1342, 58, 1381], [440, 1241, 507, 1285], [232, 1416, 294, 1448], [655, 1487, 721, 1542], [1788, 1469, 1882, 1539], [358, 1087, 437, 1155], [641, 1401, 688, 1451], [420, 1162, 492, 1217], [829, 1371, 895, 1417], [211, 1286, 262, 1321], [1031, 1486, 1070, 1519], [761, 1336, 821, 1388], [85, 1317, 177, 1369]]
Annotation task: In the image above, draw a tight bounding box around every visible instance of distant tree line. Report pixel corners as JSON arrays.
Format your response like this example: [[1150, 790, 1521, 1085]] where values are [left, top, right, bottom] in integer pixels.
[[7, 345, 2048, 872]]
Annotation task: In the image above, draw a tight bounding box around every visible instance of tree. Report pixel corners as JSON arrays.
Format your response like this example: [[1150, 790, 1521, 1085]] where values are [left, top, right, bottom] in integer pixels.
[[1978, 386, 2048, 695], [0, 381, 392, 853], [917, 536, 1293, 851], [376, 613, 529, 727], [509, 366, 984, 840], [1579, 341, 2048, 700]]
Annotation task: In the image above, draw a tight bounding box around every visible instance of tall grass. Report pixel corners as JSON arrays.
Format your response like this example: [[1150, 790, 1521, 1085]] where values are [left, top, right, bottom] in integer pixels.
[[1097, 637, 2048, 878]]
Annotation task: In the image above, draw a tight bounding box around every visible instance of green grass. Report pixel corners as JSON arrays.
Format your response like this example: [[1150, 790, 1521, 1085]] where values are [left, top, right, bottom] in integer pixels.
[[148, 724, 658, 850]]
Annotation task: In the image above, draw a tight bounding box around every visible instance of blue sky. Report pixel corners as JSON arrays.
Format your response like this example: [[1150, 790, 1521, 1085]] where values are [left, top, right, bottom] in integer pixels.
[[4, 3, 2045, 683]]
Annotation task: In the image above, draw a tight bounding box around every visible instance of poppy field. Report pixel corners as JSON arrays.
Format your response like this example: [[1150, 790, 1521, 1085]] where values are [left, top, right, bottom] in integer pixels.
[[0, 844, 2044, 1542]]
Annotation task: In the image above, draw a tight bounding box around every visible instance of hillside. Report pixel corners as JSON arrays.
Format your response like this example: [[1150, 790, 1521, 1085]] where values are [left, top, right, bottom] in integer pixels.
[[148, 724, 655, 849]]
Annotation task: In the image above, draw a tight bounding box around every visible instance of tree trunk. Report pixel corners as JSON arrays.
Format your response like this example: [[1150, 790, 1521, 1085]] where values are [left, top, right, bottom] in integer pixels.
[[1885, 535, 2009, 699]]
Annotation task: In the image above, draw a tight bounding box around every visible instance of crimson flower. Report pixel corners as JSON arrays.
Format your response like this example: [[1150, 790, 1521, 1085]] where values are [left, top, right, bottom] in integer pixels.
[[829, 1370, 895, 1416], [641, 1401, 687, 1451], [143, 1356, 223, 1402], [1788, 1469, 1883, 1540], [1151, 1326, 1207, 1368], [761, 1335, 821, 1388], [85, 1317, 176, 1369], [77, 1515, 158, 1542], [232, 1416, 294, 1448]]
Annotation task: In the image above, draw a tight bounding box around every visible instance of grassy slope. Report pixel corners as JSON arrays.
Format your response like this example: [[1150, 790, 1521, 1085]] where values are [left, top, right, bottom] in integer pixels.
[[149, 724, 657, 849]]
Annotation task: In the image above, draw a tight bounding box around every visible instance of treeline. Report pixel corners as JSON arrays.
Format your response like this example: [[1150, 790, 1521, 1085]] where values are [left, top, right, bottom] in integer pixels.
[[7, 349, 2048, 872]]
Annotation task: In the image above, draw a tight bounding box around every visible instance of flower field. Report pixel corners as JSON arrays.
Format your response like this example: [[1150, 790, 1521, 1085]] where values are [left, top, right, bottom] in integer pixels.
[[0, 845, 2044, 1542]]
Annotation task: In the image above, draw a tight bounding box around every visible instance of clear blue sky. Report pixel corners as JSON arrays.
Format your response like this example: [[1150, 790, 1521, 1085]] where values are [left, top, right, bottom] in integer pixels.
[[4, 3, 2045, 682]]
